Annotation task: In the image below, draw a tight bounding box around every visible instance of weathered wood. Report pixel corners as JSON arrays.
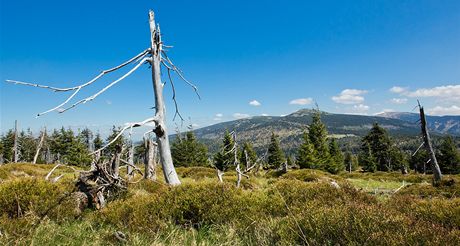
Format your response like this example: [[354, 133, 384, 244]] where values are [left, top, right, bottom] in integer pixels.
[[13, 120, 19, 163], [33, 128, 46, 164], [418, 101, 442, 184], [148, 10, 180, 185], [111, 145, 122, 177], [127, 144, 134, 181], [144, 138, 157, 180]]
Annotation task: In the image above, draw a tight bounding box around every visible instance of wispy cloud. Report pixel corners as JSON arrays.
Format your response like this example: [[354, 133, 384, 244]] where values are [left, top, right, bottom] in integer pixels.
[[249, 100, 261, 106], [390, 84, 460, 103], [289, 98, 313, 105], [390, 98, 408, 104], [389, 86, 408, 94], [332, 89, 367, 104], [213, 113, 223, 121], [427, 105, 460, 116], [261, 113, 269, 116], [233, 113, 250, 119]]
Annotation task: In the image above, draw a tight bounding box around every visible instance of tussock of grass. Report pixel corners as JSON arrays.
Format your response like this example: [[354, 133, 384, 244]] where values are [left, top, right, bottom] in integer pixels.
[[1, 164, 460, 245]]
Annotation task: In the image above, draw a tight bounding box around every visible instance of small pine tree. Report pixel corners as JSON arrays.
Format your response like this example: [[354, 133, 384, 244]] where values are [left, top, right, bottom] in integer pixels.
[[344, 151, 358, 172], [93, 133, 104, 151], [359, 142, 377, 172], [1, 130, 15, 163], [239, 142, 257, 170], [296, 131, 316, 169], [214, 130, 236, 171], [327, 138, 344, 174], [308, 109, 330, 167], [171, 131, 208, 167], [361, 123, 391, 171], [267, 132, 286, 169], [438, 136, 460, 174]]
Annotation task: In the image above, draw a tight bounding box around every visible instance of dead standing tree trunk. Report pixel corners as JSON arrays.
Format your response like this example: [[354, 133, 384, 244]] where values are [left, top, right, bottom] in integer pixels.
[[418, 101, 442, 184], [13, 120, 19, 163], [148, 10, 180, 185], [144, 137, 157, 181], [33, 128, 46, 164]]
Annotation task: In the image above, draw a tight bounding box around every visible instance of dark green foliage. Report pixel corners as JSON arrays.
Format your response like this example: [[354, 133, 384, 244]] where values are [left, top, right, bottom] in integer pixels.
[[105, 126, 125, 156], [239, 142, 257, 169], [359, 142, 377, 172], [79, 128, 93, 151], [171, 131, 208, 167], [308, 110, 330, 166], [213, 130, 236, 171], [267, 132, 286, 169], [389, 146, 408, 172], [1, 130, 15, 162], [296, 131, 316, 169], [18, 129, 37, 162], [47, 128, 91, 166], [410, 149, 429, 173], [438, 135, 460, 174], [344, 151, 358, 172], [327, 138, 344, 174], [360, 123, 392, 171], [93, 133, 103, 151]]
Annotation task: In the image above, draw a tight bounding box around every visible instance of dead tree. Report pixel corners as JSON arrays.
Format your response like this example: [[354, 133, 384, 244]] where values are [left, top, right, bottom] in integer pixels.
[[418, 101, 442, 184], [127, 142, 135, 181], [6, 10, 199, 186], [13, 120, 19, 163], [33, 128, 46, 164], [144, 137, 157, 181]]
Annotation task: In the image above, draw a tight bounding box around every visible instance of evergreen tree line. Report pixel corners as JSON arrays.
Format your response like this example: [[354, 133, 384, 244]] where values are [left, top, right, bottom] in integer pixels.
[[2, 113, 459, 174]]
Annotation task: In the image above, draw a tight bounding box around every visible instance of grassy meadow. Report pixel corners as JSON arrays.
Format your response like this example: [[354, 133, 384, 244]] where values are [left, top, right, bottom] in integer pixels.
[[0, 163, 459, 245]]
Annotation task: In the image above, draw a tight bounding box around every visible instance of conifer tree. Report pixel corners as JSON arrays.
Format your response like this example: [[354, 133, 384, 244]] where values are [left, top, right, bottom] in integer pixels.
[[344, 151, 358, 172], [93, 133, 104, 151], [18, 129, 37, 162], [438, 135, 460, 174], [267, 132, 286, 169], [296, 131, 316, 169], [410, 149, 429, 173], [359, 142, 377, 172], [361, 123, 391, 171], [1, 130, 15, 163], [171, 131, 208, 167], [239, 142, 257, 169], [327, 138, 344, 174], [308, 109, 330, 167], [214, 130, 236, 171]]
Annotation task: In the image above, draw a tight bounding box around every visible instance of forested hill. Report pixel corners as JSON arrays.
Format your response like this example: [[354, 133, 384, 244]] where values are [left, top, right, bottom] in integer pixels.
[[190, 109, 459, 154], [377, 112, 460, 135]]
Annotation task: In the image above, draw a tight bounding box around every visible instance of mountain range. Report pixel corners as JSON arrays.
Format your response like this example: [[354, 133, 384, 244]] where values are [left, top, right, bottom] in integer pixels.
[[187, 109, 459, 155]]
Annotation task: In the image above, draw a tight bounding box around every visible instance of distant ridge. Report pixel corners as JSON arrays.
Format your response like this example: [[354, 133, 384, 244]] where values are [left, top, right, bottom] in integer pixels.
[[187, 109, 459, 155]]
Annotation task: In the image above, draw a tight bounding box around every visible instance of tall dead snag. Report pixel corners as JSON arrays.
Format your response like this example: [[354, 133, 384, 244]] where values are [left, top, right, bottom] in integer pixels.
[[6, 10, 199, 186], [127, 143, 135, 181], [418, 101, 442, 184], [148, 10, 180, 185], [33, 128, 46, 164], [144, 137, 157, 181]]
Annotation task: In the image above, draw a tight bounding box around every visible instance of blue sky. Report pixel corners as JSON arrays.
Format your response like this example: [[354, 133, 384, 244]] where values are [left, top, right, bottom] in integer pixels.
[[1, 0, 459, 136]]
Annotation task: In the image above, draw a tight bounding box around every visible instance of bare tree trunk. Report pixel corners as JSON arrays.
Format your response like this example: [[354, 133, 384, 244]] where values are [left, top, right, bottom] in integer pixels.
[[144, 138, 157, 180], [419, 102, 442, 184], [111, 145, 122, 177], [33, 129, 46, 164], [148, 10, 180, 185], [217, 169, 224, 183], [127, 144, 134, 181], [13, 120, 19, 163]]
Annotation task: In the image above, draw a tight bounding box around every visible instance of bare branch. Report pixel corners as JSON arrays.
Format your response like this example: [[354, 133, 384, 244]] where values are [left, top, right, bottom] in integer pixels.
[[45, 164, 62, 181], [164, 63, 184, 121], [5, 48, 150, 92], [91, 116, 158, 154], [161, 51, 200, 99], [60, 57, 149, 113]]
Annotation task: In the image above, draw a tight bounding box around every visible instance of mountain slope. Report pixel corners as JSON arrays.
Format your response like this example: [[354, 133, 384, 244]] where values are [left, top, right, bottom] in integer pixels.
[[377, 112, 460, 135], [191, 109, 432, 155]]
